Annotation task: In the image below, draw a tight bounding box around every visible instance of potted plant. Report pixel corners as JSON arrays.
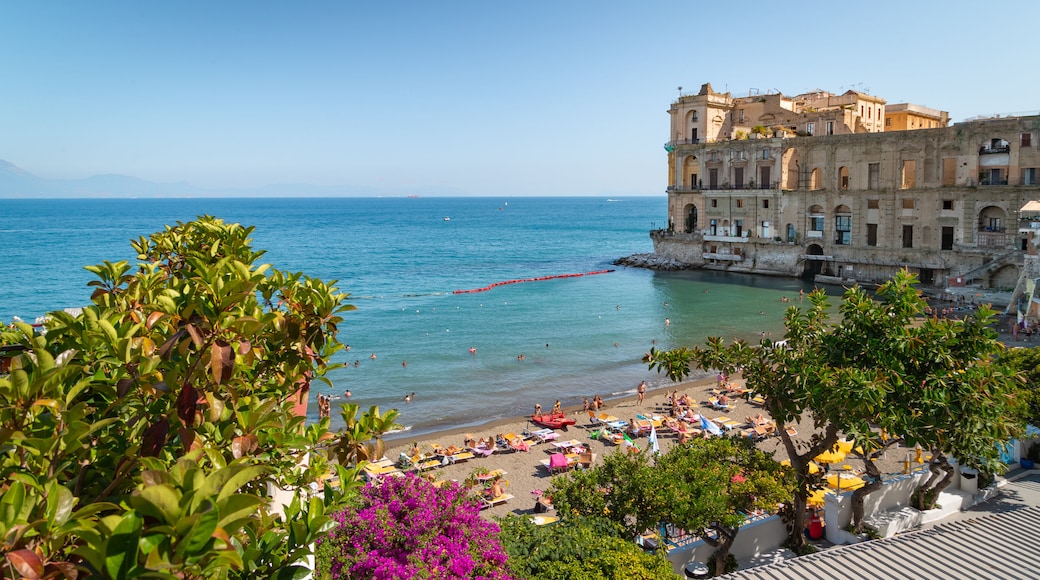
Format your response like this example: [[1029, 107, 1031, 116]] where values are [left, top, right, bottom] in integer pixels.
[[1022, 441, 1040, 470]]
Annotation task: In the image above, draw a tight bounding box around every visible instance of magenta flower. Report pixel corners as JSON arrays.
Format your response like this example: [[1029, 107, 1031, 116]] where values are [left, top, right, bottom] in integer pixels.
[[316, 474, 515, 579]]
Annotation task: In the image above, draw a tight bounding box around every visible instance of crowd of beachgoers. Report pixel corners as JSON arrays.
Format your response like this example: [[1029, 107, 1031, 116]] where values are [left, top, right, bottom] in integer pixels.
[[374, 372, 927, 522]]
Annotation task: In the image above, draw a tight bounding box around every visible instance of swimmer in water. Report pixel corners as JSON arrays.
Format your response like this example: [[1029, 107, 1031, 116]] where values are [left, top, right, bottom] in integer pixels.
[[370, 353, 377, 360], [345, 389, 352, 398], [405, 394, 412, 403], [402, 361, 407, 368], [469, 347, 477, 354]]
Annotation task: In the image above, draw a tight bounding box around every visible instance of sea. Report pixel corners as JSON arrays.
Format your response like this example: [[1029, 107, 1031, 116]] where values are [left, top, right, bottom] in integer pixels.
[[0, 196, 825, 440]]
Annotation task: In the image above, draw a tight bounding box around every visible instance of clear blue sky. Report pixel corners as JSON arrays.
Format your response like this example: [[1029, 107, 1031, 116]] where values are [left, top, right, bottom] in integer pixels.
[[2, 1, 1038, 196]]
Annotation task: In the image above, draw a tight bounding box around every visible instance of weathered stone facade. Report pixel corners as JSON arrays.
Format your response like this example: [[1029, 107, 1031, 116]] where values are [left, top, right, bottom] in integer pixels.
[[655, 84, 1040, 289]]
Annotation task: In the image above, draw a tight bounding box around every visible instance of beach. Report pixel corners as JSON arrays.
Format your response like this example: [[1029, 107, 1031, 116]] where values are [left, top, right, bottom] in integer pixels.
[[381, 373, 924, 520]]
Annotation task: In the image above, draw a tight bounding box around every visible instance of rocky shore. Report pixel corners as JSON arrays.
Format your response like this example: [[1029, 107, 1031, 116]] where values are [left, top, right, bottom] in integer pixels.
[[614, 252, 691, 270]]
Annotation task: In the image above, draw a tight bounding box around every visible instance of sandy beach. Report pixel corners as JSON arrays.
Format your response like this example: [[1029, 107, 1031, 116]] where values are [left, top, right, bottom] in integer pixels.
[[381, 373, 925, 521]]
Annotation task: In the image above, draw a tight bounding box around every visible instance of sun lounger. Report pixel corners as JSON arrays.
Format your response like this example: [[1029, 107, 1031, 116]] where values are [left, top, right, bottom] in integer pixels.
[[481, 493, 514, 509], [529, 428, 559, 443], [363, 460, 402, 481], [543, 453, 574, 474], [501, 433, 530, 452]]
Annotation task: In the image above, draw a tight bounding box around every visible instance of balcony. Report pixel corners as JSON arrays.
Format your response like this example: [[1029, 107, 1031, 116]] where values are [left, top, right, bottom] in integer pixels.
[[978, 145, 1011, 155], [704, 233, 749, 243], [703, 181, 781, 191], [976, 229, 1008, 248], [703, 252, 743, 261]]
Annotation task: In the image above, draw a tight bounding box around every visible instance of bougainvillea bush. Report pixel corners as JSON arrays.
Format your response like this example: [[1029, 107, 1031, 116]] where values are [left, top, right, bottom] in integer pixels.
[[315, 473, 516, 579]]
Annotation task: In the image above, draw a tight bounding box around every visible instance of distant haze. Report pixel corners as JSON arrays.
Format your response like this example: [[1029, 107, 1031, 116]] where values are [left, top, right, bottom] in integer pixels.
[[0, 160, 464, 198]]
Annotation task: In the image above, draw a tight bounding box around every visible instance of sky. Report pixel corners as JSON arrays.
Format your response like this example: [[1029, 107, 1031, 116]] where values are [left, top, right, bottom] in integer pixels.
[[2, 1, 1039, 197]]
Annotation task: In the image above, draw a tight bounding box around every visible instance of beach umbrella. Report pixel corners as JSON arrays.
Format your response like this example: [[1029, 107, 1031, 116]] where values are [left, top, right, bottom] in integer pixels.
[[780, 459, 820, 474], [825, 473, 866, 490], [807, 488, 834, 507], [814, 448, 846, 465]]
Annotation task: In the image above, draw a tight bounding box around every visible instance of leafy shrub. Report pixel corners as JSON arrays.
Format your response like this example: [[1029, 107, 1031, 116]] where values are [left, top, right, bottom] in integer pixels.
[[315, 474, 514, 579], [497, 515, 675, 580]]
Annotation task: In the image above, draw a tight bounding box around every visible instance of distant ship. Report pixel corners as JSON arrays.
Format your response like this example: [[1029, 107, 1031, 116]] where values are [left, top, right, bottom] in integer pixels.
[[607, 198, 622, 202], [443, 217, 451, 221], [407, 194, 420, 198]]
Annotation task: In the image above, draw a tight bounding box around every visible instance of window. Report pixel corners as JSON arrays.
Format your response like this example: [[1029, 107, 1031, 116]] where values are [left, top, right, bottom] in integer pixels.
[[761, 149, 770, 160], [902, 225, 913, 248], [735, 219, 743, 237], [826, 121, 834, 135], [1023, 168, 1038, 185], [868, 199, 879, 209], [886, 118, 892, 127], [810, 216, 824, 232], [902, 198, 915, 209], [868, 163, 880, 189], [711, 198, 718, 208], [692, 111, 699, 121], [806, 122, 815, 136], [867, 223, 878, 247], [942, 226, 954, 250], [738, 109, 745, 123], [709, 219, 717, 235], [835, 215, 851, 245], [762, 199, 770, 209], [709, 151, 718, 161], [1022, 132, 1031, 147], [736, 198, 744, 209]]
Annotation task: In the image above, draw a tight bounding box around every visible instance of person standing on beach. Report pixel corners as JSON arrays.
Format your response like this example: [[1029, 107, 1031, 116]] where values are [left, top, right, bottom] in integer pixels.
[[637, 380, 647, 405]]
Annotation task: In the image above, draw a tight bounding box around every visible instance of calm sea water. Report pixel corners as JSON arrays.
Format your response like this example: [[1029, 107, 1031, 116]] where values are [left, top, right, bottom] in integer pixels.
[[0, 197, 824, 439]]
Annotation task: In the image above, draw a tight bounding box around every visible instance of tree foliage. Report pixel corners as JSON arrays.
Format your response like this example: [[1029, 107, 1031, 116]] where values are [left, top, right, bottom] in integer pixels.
[[0, 217, 392, 578], [643, 270, 1026, 546], [549, 438, 791, 577], [996, 346, 1040, 428], [497, 515, 675, 580]]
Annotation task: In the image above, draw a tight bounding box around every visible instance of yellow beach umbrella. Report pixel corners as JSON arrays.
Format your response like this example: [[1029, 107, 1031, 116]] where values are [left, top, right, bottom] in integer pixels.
[[834, 439, 855, 454], [807, 488, 834, 507], [780, 459, 820, 474], [814, 449, 846, 465], [825, 473, 865, 490]]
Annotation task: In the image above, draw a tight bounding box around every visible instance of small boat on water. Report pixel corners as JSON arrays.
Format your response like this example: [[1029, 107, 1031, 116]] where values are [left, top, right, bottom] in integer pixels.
[[531, 412, 576, 430], [443, 216, 451, 221]]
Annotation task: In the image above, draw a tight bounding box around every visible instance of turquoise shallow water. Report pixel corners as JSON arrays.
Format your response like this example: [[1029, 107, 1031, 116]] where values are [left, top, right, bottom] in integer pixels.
[[0, 197, 825, 438]]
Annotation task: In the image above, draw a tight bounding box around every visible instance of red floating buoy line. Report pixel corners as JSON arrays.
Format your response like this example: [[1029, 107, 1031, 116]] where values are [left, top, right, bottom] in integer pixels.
[[452, 270, 615, 294]]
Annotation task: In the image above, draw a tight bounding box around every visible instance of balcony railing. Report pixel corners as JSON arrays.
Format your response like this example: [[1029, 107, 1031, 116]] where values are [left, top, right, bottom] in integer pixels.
[[976, 230, 1008, 248], [978, 145, 1011, 155]]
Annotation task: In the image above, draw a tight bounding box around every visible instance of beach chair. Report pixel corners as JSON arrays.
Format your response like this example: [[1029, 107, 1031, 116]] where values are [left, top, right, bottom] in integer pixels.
[[503, 433, 530, 453], [481, 492, 514, 510], [586, 410, 603, 428], [547, 453, 570, 474]]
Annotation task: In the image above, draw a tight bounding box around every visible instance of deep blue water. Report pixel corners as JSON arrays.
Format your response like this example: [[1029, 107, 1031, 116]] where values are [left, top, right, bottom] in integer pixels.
[[0, 197, 820, 438]]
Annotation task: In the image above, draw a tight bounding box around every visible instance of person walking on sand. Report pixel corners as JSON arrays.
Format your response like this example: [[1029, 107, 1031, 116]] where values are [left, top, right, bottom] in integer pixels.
[[637, 380, 647, 405]]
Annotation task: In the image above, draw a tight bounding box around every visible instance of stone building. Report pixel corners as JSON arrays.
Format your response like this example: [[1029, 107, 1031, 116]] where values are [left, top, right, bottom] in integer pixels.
[[654, 83, 1040, 290]]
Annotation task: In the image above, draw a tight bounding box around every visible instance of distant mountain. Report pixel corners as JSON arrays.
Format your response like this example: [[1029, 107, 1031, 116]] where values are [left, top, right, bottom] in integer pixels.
[[0, 160, 461, 198], [0, 160, 203, 198]]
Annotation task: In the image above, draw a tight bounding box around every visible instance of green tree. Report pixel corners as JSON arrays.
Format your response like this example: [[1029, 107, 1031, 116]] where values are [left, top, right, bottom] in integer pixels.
[[549, 438, 790, 577], [497, 516, 676, 580], [997, 346, 1040, 427], [0, 217, 392, 579], [643, 270, 1025, 547]]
